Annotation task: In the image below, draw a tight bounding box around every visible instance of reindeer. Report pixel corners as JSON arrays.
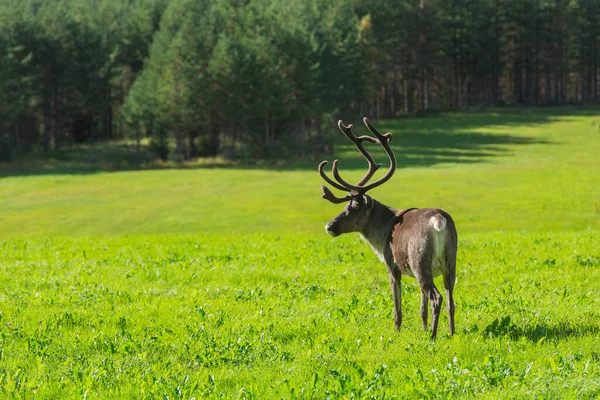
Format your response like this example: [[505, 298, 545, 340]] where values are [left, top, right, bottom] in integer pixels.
[[318, 118, 457, 339]]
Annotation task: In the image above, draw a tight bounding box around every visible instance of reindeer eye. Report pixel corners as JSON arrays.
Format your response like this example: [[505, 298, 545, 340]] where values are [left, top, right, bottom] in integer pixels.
[[350, 203, 360, 211]]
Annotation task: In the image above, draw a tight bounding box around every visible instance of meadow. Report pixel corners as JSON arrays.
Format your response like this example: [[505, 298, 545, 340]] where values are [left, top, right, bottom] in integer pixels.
[[1, 107, 599, 398]]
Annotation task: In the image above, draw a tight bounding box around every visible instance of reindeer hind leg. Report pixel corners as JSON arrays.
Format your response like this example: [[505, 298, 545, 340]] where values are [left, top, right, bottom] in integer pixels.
[[410, 243, 442, 339], [443, 255, 456, 336], [420, 290, 428, 331], [423, 281, 443, 340], [413, 262, 443, 339]]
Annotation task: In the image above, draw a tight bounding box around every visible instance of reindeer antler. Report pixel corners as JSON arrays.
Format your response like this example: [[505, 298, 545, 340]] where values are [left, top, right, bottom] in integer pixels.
[[332, 118, 395, 192], [318, 161, 350, 192], [318, 118, 397, 203], [337, 120, 382, 186], [320, 185, 351, 203]]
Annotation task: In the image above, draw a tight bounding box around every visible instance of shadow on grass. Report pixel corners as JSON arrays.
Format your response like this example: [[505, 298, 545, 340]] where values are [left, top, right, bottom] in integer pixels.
[[1, 106, 595, 178], [0, 141, 158, 178], [329, 130, 550, 170], [518, 322, 600, 341], [482, 315, 600, 341]]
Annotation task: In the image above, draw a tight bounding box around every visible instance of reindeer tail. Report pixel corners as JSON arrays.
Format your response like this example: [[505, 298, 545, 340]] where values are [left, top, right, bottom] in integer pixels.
[[430, 214, 447, 232]]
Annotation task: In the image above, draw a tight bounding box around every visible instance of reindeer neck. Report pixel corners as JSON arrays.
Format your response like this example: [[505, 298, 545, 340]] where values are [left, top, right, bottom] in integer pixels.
[[359, 198, 396, 258]]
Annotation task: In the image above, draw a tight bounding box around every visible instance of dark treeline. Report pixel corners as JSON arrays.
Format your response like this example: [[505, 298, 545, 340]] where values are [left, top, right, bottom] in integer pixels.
[[1, 0, 599, 162]]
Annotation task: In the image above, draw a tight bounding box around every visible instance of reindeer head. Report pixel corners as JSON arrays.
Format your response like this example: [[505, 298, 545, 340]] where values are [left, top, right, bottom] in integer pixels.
[[319, 118, 396, 237]]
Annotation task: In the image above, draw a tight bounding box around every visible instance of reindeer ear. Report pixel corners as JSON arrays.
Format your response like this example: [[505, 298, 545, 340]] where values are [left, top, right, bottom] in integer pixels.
[[363, 195, 373, 208]]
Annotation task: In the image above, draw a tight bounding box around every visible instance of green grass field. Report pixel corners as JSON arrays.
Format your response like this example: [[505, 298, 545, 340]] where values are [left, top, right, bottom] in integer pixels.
[[1, 107, 599, 398]]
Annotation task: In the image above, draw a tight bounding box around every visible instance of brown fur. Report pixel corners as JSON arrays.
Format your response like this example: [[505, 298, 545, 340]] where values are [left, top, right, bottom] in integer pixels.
[[325, 196, 457, 339]]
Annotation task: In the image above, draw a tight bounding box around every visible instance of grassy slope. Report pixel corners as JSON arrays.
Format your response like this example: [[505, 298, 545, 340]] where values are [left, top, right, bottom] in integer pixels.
[[1, 107, 600, 397], [1, 107, 599, 236]]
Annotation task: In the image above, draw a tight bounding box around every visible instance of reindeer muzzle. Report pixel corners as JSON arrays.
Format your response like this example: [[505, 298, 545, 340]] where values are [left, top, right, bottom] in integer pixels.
[[325, 221, 341, 237]]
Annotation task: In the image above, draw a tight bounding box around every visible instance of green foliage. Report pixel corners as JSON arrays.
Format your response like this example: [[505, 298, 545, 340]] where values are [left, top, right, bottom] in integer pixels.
[[129, 0, 367, 160], [0, 0, 166, 153], [4, 0, 599, 163], [0, 232, 598, 397]]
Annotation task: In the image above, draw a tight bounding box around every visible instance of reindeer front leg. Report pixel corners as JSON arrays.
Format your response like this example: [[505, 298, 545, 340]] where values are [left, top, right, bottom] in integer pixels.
[[385, 251, 402, 330], [389, 274, 402, 330]]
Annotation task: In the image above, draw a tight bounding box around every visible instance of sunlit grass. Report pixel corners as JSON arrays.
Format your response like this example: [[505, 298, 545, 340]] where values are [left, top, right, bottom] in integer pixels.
[[0, 232, 598, 397]]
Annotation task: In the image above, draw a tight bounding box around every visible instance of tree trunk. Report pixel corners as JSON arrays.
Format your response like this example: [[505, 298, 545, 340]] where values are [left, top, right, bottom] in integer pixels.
[[230, 120, 238, 158], [526, 66, 534, 105], [594, 61, 598, 100], [403, 69, 409, 114], [204, 119, 220, 157], [14, 117, 21, 155], [420, 71, 428, 111], [175, 127, 184, 160], [52, 92, 60, 149], [42, 104, 51, 152], [264, 107, 270, 149], [390, 71, 396, 114], [545, 73, 552, 104], [104, 84, 113, 139], [561, 45, 567, 104], [419, 0, 427, 111], [454, 67, 459, 107], [483, 74, 490, 106], [187, 130, 196, 159], [593, 14, 598, 100], [135, 127, 141, 154], [580, 71, 585, 102], [378, 85, 382, 118], [514, 61, 523, 104]]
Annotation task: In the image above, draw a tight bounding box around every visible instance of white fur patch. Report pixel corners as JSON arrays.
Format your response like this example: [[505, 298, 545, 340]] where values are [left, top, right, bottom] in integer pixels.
[[360, 234, 385, 262], [430, 217, 447, 277], [430, 215, 446, 231]]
